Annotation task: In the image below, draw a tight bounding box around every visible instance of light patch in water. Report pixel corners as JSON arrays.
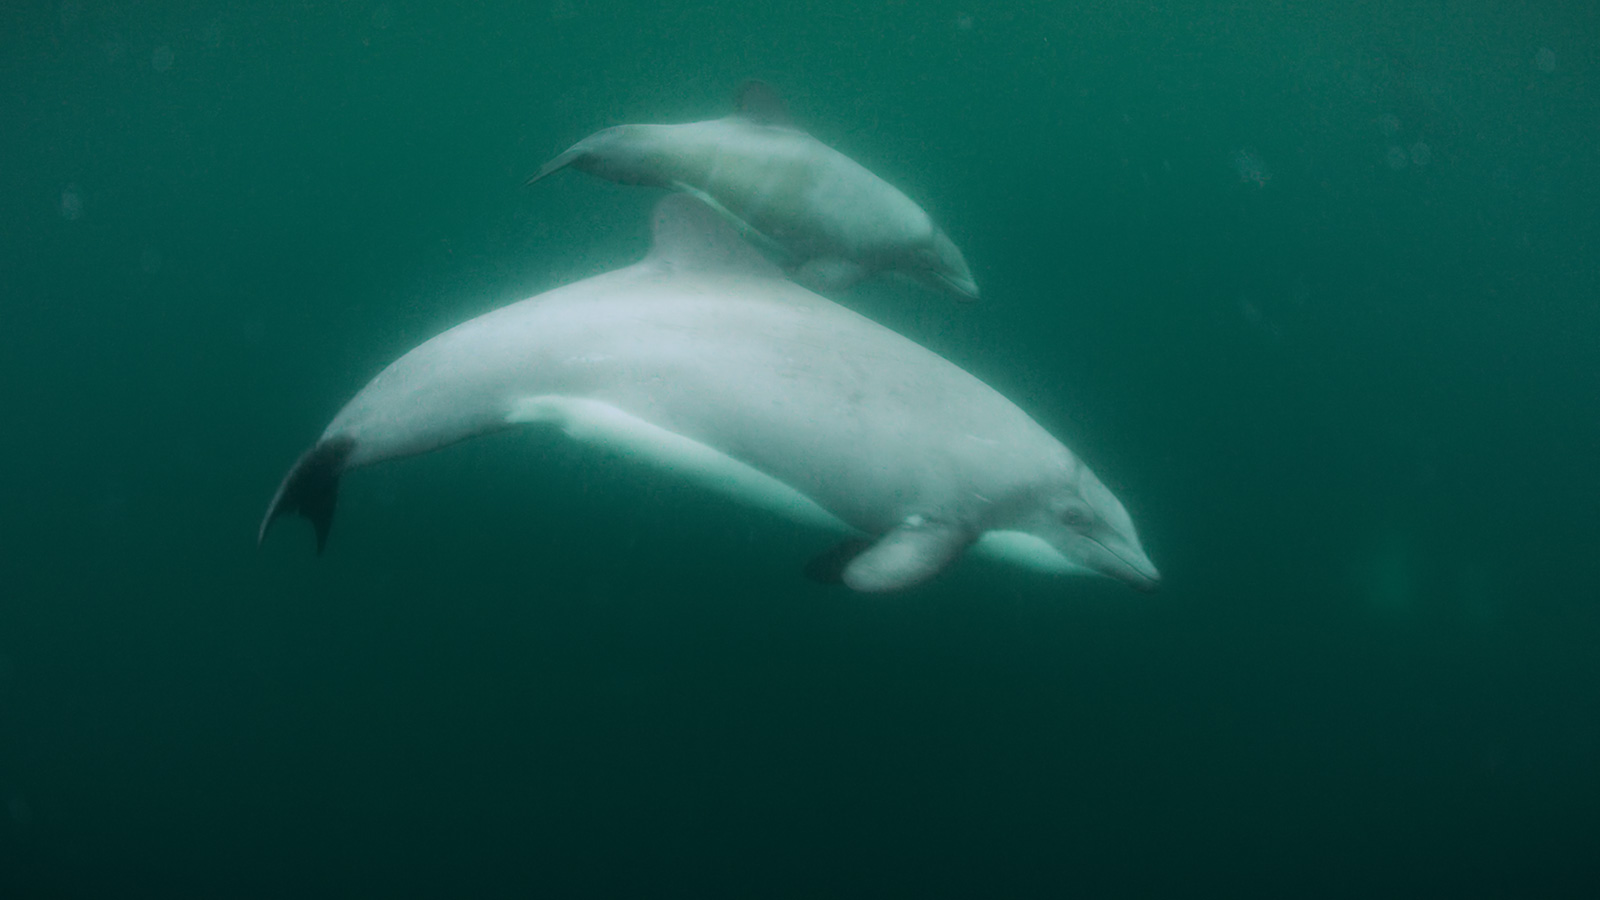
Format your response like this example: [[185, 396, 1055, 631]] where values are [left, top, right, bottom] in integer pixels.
[[60, 184, 82, 220], [59, 0, 83, 31], [1232, 148, 1271, 188]]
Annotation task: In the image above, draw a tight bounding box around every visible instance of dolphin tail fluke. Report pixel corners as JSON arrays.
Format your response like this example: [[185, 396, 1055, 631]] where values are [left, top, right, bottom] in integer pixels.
[[523, 145, 585, 187], [258, 436, 356, 554]]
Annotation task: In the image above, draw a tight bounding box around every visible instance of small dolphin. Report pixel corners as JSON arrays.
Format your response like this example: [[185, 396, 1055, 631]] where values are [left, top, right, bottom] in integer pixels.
[[525, 81, 980, 302], [260, 196, 1155, 593]]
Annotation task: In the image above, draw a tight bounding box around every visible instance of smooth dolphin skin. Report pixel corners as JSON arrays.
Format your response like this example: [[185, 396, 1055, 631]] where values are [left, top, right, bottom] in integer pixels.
[[525, 81, 980, 302], [259, 196, 1157, 593]]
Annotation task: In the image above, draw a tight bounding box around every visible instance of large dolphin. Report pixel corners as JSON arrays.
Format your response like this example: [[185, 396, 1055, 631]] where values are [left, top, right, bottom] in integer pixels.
[[259, 196, 1157, 593], [525, 82, 980, 302]]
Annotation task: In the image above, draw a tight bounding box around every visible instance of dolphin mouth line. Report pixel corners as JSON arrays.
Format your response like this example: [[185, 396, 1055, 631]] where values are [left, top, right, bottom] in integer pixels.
[[1088, 536, 1161, 591], [931, 271, 980, 301]]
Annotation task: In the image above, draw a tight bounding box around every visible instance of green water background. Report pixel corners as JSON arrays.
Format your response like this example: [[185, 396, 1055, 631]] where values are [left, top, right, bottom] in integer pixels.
[[3, 1, 1598, 896]]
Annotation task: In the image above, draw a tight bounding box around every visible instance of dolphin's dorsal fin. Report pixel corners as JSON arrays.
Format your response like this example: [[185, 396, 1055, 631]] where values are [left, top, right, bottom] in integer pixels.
[[645, 193, 784, 278], [733, 80, 797, 129]]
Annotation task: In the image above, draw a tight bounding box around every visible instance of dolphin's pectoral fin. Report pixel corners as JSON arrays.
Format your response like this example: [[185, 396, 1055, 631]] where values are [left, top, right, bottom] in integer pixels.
[[792, 257, 868, 294], [803, 538, 873, 585], [666, 181, 792, 263], [258, 435, 356, 554], [733, 79, 799, 129], [842, 518, 972, 593], [507, 396, 845, 533]]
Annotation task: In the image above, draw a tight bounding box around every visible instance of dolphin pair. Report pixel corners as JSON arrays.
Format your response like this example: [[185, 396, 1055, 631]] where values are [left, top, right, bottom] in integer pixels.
[[260, 196, 1158, 593], [526, 82, 979, 301]]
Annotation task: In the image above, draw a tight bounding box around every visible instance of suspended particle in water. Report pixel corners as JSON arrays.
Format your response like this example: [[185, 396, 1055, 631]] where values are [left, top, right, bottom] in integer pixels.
[[1359, 526, 1418, 617], [1534, 47, 1557, 73], [200, 19, 226, 49], [140, 246, 163, 274], [954, 12, 975, 31], [1457, 564, 1500, 630], [1408, 141, 1432, 166], [7, 797, 30, 829], [1232, 148, 1270, 187], [60, 184, 82, 220], [60, 0, 83, 31], [152, 44, 174, 72], [1290, 277, 1311, 308], [1385, 146, 1409, 170], [1239, 297, 1261, 327], [1377, 113, 1401, 137], [1238, 297, 1283, 341]]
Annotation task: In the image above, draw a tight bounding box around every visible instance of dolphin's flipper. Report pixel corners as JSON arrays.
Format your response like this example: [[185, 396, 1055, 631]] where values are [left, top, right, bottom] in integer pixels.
[[803, 538, 873, 585], [734, 80, 797, 129], [793, 257, 868, 294], [667, 180, 792, 263], [506, 394, 841, 532], [842, 518, 972, 593], [258, 436, 356, 554]]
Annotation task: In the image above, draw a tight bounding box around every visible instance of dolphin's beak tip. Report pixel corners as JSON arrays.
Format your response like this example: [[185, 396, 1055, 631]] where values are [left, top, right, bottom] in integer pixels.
[[1128, 560, 1161, 593]]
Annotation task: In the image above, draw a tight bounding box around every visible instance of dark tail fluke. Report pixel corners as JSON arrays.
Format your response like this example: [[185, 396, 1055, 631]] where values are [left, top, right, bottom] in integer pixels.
[[258, 436, 356, 554]]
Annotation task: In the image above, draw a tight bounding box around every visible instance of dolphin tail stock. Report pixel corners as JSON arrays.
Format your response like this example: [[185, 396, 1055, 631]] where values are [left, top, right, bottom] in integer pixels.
[[258, 436, 356, 554], [525, 128, 670, 188], [523, 143, 587, 187]]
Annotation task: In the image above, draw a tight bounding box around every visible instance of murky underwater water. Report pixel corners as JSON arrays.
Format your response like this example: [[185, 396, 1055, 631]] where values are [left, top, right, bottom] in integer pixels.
[[2, 1, 1598, 896]]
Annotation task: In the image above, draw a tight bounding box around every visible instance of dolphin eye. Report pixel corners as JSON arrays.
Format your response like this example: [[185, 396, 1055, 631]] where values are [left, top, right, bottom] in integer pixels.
[[1061, 507, 1093, 530]]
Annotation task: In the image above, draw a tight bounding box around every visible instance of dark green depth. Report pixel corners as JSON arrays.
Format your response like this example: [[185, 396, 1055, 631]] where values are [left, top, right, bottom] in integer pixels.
[[2, 1, 1597, 897]]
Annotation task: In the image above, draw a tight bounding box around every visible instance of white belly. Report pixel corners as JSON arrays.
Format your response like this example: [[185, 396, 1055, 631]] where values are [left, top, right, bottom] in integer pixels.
[[507, 395, 1091, 577]]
